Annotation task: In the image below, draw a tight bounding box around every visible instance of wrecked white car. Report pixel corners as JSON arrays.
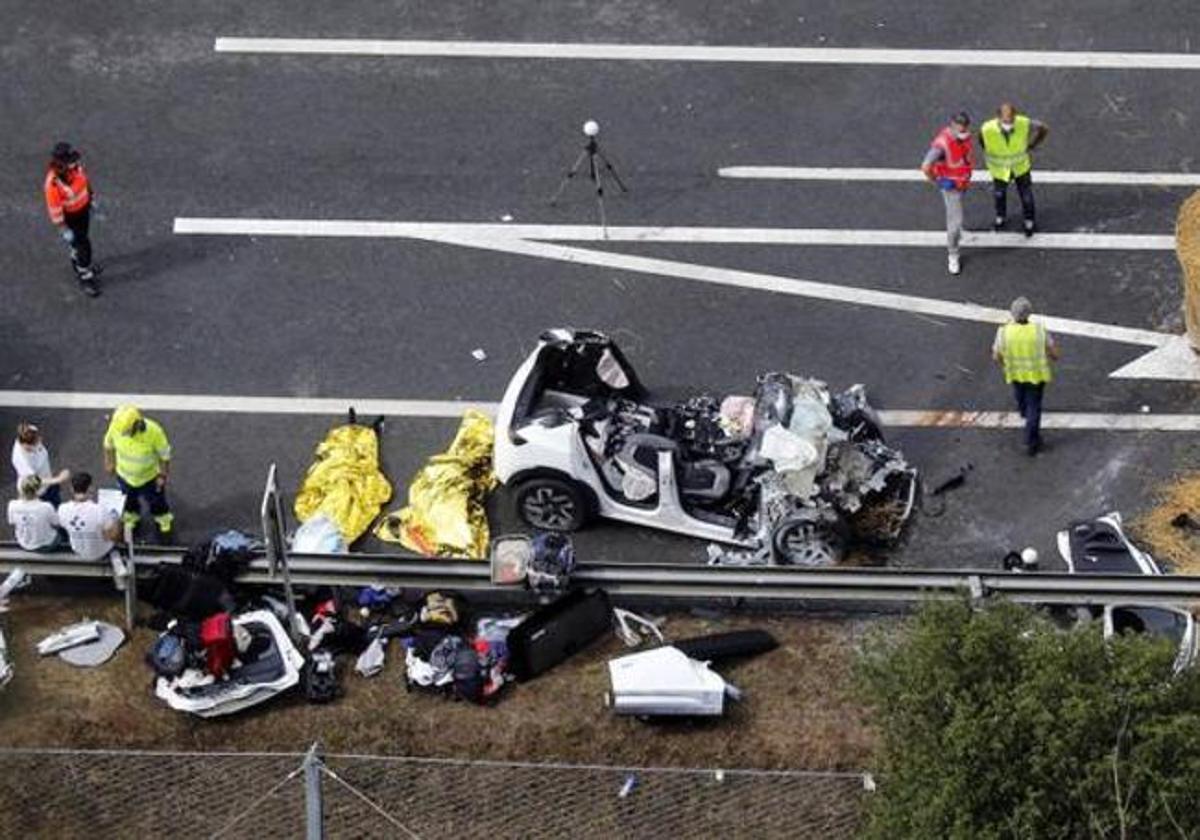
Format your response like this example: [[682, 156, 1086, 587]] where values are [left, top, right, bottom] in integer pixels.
[[494, 329, 917, 565], [1058, 512, 1198, 673]]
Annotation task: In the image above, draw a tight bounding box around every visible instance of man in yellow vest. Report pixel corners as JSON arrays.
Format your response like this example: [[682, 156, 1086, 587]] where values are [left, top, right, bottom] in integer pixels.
[[992, 297, 1060, 456], [979, 102, 1049, 236], [102, 405, 174, 539]]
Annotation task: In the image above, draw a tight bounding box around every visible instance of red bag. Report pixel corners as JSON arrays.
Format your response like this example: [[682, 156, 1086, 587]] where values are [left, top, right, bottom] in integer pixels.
[[200, 612, 235, 678]]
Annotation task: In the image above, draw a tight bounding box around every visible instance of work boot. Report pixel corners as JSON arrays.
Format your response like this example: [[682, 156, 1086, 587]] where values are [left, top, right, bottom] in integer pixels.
[[1023, 219, 1036, 238], [947, 253, 961, 275], [154, 512, 175, 546], [992, 216, 1005, 232]]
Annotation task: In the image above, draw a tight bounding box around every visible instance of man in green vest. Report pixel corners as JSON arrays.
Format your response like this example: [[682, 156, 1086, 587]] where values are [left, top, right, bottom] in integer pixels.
[[993, 297, 1060, 456], [979, 102, 1049, 236], [102, 404, 174, 540]]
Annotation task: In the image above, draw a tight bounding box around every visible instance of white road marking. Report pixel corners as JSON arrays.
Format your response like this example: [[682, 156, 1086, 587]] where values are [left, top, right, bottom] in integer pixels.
[[0, 390, 495, 418], [4, 389, 1200, 432], [173, 216, 1198, 380], [173, 217, 1175, 252], [720, 166, 1200, 187], [213, 38, 1200, 70]]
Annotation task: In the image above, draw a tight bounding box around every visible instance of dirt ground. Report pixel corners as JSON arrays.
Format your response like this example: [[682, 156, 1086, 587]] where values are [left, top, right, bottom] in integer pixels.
[[0, 594, 878, 771], [1135, 471, 1200, 574]]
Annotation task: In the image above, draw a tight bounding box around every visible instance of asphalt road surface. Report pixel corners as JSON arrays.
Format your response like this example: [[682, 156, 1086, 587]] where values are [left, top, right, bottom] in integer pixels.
[[4, 1, 1200, 569]]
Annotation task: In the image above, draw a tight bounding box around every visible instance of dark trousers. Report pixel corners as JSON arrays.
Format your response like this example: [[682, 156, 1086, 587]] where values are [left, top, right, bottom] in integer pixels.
[[64, 207, 93, 276], [40, 483, 62, 509], [118, 476, 170, 519], [1012, 382, 1045, 448], [993, 173, 1036, 223]]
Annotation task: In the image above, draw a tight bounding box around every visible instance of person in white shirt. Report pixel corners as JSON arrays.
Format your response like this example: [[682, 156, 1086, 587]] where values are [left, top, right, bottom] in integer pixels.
[[7, 475, 65, 552], [56, 472, 120, 562], [11, 423, 70, 508]]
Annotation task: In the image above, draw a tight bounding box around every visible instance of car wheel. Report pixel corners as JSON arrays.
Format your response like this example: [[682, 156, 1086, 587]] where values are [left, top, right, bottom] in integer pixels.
[[771, 516, 847, 567], [514, 477, 591, 532]]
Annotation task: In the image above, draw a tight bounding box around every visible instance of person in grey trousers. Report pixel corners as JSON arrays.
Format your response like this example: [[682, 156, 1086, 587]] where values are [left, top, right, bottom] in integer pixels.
[[921, 112, 975, 275]]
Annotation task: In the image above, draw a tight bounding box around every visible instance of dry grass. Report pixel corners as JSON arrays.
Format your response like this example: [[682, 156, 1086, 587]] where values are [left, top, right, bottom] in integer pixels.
[[1178, 191, 1200, 346], [0, 595, 879, 770], [1134, 472, 1200, 574]]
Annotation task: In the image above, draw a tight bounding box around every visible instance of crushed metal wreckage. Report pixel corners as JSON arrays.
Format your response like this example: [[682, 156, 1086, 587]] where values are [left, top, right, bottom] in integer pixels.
[[494, 329, 917, 566]]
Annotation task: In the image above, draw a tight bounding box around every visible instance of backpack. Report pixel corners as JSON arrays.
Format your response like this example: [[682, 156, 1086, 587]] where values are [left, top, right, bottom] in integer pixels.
[[147, 633, 187, 678], [528, 533, 576, 590], [304, 650, 340, 703]]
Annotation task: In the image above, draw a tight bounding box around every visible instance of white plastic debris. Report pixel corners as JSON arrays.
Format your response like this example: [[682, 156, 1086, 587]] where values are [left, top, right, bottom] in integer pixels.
[[472, 348, 488, 362], [37, 621, 102, 656]]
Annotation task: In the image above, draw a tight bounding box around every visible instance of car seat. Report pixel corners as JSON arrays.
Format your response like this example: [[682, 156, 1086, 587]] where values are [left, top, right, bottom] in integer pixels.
[[619, 434, 730, 503]]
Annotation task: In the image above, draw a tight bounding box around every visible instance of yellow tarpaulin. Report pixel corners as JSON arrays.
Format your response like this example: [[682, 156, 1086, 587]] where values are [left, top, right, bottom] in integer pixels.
[[375, 410, 497, 558], [294, 423, 392, 544]]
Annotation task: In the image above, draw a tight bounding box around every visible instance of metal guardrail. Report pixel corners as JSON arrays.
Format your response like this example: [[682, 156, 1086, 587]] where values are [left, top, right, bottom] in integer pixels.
[[5, 464, 1198, 609], [2, 544, 1200, 607]]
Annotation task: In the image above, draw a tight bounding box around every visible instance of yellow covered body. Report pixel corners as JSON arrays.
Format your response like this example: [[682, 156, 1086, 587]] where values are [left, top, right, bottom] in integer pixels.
[[375, 410, 497, 558], [294, 424, 392, 544]]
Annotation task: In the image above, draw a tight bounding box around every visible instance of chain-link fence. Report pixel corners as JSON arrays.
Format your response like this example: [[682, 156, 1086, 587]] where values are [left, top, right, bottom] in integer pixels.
[[0, 747, 870, 838]]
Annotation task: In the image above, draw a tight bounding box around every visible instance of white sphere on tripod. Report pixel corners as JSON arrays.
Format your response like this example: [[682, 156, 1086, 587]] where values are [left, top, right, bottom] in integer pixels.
[[583, 120, 600, 137]]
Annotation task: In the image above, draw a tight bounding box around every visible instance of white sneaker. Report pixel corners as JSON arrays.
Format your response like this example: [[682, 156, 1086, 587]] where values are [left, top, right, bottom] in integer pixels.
[[947, 253, 961, 275]]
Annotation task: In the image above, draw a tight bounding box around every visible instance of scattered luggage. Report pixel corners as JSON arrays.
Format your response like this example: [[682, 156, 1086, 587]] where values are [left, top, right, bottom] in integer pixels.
[[507, 589, 611, 681]]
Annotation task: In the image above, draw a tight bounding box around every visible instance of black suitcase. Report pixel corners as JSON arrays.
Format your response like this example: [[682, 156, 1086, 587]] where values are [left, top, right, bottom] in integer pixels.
[[507, 589, 611, 680]]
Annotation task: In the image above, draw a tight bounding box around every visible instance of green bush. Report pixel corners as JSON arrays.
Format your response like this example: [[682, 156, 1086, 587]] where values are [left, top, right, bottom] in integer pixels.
[[855, 599, 1200, 839]]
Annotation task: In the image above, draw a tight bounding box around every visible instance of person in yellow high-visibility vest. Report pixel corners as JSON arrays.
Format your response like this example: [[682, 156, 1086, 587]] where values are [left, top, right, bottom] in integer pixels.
[[102, 405, 173, 539], [979, 102, 1049, 236], [992, 297, 1060, 456]]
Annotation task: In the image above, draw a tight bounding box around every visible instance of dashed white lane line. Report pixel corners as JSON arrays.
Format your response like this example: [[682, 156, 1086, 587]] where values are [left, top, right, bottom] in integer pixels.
[[173, 218, 1176, 252], [719, 166, 1200, 187], [4, 390, 1200, 432], [213, 38, 1200, 71]]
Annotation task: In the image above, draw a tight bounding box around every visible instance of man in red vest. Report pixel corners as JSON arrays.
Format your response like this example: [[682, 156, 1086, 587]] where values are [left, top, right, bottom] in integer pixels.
[[44, 142, 101, 297], [921, 112, 975, 276]]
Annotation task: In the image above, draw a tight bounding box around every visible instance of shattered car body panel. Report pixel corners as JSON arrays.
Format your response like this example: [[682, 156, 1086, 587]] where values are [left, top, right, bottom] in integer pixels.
[[155, 610, 304, 717], [1058, 512, 1198, 673], [494, 329, 918, 565]]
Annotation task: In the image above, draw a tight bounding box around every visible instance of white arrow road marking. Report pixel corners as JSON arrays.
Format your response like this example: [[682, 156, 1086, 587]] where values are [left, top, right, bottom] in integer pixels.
[[4, 390, 1200, 432], [172, 217, 1198, 381], [720, 166, 1200, 188], [173, 218, 1175, 251], [214, 38, 1200, 71]]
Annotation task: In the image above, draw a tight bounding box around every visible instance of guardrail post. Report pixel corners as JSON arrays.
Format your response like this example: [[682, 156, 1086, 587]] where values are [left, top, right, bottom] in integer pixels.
[[122, 534, 137, 631], [262, 465, 301, 642]]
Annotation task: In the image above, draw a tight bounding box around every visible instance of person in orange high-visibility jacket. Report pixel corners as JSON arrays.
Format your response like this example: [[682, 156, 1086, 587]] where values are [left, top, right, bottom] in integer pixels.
[[44, 142, 101, 297], [921, 112, 975, 277]]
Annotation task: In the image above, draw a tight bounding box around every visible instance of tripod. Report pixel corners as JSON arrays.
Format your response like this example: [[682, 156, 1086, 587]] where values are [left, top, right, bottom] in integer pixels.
[[548, 136, 628, 238]]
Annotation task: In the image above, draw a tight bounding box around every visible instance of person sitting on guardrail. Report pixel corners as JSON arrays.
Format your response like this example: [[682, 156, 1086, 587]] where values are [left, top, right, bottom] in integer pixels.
[[57, 472, 121, 561], [7, 475, 66, 552]]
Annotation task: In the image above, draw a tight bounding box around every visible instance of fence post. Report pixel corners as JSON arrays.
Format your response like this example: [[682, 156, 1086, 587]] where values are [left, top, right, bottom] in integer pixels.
[[303, 742, 325, 840]]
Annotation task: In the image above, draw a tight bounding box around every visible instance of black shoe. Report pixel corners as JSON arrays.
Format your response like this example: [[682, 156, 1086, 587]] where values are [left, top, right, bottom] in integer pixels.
[[1026, 439, 1042, 457], [992, 216, 1006, 232], [1023, 220, 1036, 238], [79, 278, 101, 297]]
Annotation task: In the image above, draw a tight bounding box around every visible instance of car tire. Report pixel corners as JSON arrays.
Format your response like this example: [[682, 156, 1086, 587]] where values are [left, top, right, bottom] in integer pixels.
[[513, 476, 592, 532], [771, 515, 847, 567]]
